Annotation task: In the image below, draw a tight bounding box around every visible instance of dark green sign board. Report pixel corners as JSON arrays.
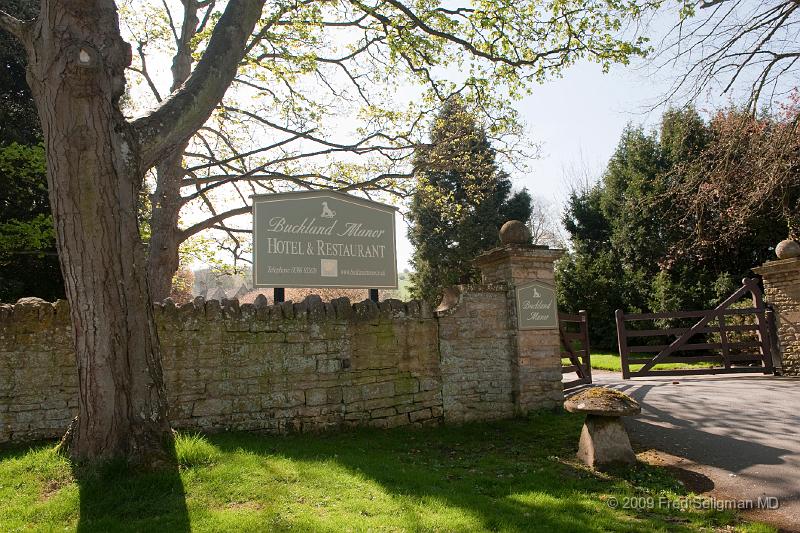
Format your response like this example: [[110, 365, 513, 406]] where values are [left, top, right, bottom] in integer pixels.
[[252, 191, 398, 288], [515, 281, 558, 329]]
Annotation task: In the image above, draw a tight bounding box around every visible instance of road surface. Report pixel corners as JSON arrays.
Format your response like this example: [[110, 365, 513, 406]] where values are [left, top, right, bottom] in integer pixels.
[[576, 371, 800, 530]]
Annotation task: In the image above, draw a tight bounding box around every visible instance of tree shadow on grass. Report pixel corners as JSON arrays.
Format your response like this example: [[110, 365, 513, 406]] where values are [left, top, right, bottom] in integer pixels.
[[208, 413, 712, 532], [72, 447, 190, 533], [0, 440, 188, 531]]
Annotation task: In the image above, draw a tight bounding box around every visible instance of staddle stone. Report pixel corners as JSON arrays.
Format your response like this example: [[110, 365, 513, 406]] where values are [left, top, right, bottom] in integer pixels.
[[576, 415, 636, 470], [775, 239, 800, 259], [565, 388, 641, 470], [499, 220, 531, 245], [564, 387, 641, 417]]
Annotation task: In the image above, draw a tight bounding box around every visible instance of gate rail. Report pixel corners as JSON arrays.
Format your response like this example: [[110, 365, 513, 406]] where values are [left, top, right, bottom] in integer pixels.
[[559, 310, 592, 389], [615, 278, 775, 379]]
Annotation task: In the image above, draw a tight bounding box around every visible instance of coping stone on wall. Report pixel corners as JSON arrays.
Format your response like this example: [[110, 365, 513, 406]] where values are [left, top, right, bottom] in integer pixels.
[[0, 294, 436, 328], [433, 282, 509, 317]]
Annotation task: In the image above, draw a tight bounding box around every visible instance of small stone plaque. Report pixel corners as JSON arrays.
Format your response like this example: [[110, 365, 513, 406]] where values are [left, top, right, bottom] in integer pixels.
[[515, 281, 558, 330]]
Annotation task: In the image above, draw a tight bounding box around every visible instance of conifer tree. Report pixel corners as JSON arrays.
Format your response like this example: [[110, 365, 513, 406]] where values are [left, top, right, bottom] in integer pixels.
[[408, 98, 532, 304]]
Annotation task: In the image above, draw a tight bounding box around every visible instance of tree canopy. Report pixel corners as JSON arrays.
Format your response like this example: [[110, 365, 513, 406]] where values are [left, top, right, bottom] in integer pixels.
[[0, 0, 63, 302], [557, 105, 796, 347], [0, 142, 63, 301], [655, 0, 800, 110], [112, 0, 668, 298], [666, 100, 800, 247], [0, 0, 38, 145]]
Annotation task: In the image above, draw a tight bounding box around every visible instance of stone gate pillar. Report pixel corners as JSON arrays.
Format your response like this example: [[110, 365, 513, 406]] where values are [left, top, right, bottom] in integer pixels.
[[753, 254, 800, 376], [473, 221, 564, 414]]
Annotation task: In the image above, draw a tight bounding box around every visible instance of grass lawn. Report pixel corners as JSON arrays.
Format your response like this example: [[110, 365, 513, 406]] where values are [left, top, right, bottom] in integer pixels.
[[0, 412, 773, 532], [563, 352, 716, 373]]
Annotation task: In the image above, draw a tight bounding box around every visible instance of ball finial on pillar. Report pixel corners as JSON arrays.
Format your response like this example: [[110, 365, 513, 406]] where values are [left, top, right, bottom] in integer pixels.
[[776, 239, 800, 259], [499, 220, 531, 245]]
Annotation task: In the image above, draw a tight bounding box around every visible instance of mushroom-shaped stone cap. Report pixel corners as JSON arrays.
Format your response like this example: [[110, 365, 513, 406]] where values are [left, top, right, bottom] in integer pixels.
[[564, 387, 641, 417]]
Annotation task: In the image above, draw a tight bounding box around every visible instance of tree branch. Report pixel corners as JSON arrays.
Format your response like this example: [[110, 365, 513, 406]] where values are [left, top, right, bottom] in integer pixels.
[[132, 0, 266, 170], [353, 0, 559, 68], [160, 0, 179, 43], [652, 0, 800, 110], [181, 205, 252, 239], [134, 42, 163, 102], [0, 9, 31, 44]]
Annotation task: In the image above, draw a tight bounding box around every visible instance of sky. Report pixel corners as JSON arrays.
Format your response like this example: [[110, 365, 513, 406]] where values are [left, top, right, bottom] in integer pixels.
[[394, 57, 683, 272], [518, 60, 667, 205]]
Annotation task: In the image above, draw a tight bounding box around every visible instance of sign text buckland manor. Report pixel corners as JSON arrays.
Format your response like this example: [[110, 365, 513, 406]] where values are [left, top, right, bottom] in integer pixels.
[[515, 281, 558, 329]]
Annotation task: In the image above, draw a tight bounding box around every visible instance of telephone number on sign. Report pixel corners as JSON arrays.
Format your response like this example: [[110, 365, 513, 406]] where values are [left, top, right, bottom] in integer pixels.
[[267, 266, 317, 274]]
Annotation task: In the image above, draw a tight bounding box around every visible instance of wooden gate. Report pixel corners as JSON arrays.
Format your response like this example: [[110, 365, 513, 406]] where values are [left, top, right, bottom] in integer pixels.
[[560, 310, 592, 388], [615, 278, 776, 379]]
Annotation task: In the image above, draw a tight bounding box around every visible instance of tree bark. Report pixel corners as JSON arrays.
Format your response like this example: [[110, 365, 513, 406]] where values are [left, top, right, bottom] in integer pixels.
[[146, 2, 198, 302], [26, 0, 172, 464], [1, 0, 265, 464], [148, 152, 186, 302]]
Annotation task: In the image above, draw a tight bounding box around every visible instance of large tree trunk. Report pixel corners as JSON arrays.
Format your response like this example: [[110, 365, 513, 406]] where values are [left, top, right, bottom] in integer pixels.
[[26, 0, 172, 464], [1, 0, 266, 465]]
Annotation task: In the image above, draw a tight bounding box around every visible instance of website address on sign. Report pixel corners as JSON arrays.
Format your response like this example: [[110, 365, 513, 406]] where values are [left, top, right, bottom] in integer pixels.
[[340, 269, 385, 277]]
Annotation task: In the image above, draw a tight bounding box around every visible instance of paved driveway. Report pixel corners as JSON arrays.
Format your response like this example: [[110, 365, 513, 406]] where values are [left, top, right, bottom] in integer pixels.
[[582, 371, 800, 530]]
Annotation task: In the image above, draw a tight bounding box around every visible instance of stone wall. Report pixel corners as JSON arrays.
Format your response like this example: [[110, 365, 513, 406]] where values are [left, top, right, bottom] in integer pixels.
[[474, 245, 564, 413], [0, 299, 77, 442], [0, 241, 567, 443], [0, 296, 450, 442], [0, 290, 542, 443], [160, 296, 444, 434], [437, 286, 516, 423], [754, 257, 800, 376]]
